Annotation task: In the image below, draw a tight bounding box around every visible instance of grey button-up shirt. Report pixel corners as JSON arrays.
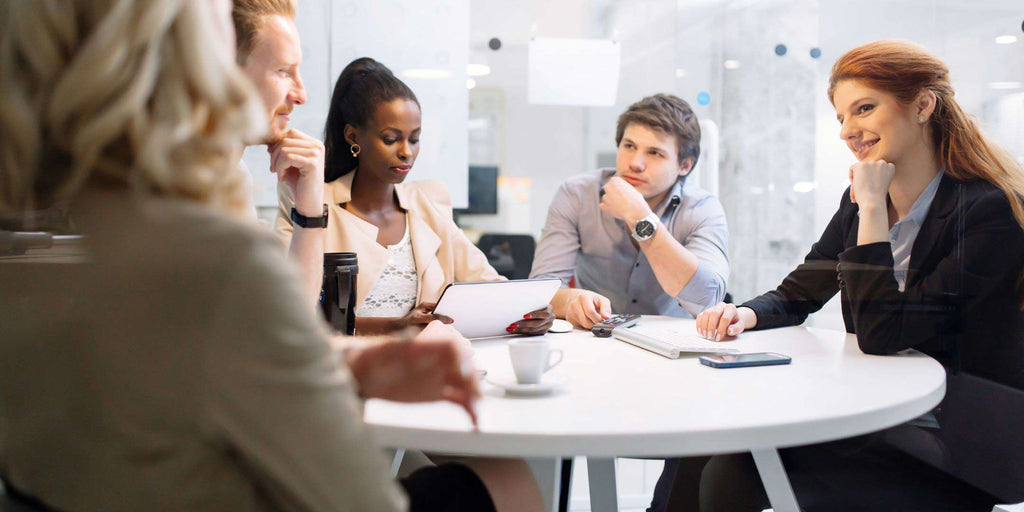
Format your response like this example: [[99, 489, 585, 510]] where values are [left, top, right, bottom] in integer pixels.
[[530, 169, 729, 317]]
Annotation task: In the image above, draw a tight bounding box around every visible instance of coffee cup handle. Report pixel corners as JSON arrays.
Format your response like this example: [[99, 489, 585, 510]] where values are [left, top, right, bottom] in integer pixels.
[[546, 349, 564, 371]]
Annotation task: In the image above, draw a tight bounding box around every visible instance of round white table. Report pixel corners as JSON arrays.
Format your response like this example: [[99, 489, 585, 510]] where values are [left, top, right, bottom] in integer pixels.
[[365, 317, 946, 512]]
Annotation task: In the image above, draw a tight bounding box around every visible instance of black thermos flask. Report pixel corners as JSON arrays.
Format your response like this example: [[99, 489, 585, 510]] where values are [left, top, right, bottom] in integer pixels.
[[320, 252, 358, 335]]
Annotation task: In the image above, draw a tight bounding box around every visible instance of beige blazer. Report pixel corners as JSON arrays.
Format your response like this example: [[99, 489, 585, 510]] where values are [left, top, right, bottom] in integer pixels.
[[276, 172, 504, 309], [0, 189, 405, 512]]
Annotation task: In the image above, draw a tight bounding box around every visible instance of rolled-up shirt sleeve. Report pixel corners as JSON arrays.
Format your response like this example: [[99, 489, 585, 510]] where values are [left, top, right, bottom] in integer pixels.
[[529, 182, 583, 286], [674, 194, 729, 315]]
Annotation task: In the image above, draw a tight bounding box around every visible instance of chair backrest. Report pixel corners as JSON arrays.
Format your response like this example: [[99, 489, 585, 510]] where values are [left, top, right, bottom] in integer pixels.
[[938, 372, 1024, 503], [476, 234, 536, 280], [891, 372, 1024, 503], [0, 483, 51, 512]]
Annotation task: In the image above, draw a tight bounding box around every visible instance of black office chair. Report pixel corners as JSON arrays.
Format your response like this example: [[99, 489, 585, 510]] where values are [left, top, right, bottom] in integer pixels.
[[476, 234, 536, 280], [886, 371, 1024, 506], [0, 482, 50, 512]]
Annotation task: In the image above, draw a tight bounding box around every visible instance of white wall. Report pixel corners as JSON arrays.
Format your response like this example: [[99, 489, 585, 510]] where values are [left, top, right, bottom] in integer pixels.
[[245, 0, 470, 219], [459, 0, 592, 236]]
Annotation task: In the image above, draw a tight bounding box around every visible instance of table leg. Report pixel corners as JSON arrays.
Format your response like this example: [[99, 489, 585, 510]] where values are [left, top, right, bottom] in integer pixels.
[[750, 448, 800, 512], [526, 458, 562, 512], [389, 449, 405, 478], [559, 458, 574, 512], [587, 457, 619, 512]]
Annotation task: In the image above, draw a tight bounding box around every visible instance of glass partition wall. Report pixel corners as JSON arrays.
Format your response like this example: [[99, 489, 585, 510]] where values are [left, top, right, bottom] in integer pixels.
[[467, 0, 1024, 310]]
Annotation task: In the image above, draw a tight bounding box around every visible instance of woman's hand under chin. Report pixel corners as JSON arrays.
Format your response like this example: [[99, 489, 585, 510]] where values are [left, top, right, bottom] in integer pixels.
[[849, 160, 896, 208]]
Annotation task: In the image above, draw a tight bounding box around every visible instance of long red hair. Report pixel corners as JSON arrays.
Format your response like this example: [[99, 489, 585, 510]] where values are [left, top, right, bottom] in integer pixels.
[[829, 40, 1024, 303]]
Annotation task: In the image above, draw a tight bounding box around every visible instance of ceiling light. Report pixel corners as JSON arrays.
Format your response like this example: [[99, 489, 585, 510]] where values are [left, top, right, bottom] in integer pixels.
[[675, 68, 687, 78], [989, 81, 1022, 90], [723, 60, 741, 70], [793, 181, 816, 193], [466, 78, 477, 90], [995, 35, 1018, 45], [467, 64, 491, 76], [401, 69, 452, 79]]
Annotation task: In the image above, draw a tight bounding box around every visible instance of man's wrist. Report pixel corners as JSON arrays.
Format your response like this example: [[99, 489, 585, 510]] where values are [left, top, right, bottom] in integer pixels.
[[294, 202, 324, 217], [631, 211, 660, 242], [291, 204, 328, 228], [625, 207, 654, 227]]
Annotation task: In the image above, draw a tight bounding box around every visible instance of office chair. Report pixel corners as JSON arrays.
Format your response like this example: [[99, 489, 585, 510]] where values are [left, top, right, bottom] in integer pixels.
[[887, 371, 1024, 508], [0, 482, 50, 512], [476, 234, 536, 280]]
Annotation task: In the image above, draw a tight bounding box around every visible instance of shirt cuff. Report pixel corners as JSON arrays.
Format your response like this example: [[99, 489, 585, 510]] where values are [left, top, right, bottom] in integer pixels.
[[675, 263, 725, 316]]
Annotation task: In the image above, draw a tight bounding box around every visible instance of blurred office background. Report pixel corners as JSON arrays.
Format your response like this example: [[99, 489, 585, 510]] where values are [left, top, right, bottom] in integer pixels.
[[242, 1, 1023, 509]]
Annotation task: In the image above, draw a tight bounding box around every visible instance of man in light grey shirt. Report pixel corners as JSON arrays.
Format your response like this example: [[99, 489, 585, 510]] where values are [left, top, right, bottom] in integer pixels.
[[531, 94, 729, 328]]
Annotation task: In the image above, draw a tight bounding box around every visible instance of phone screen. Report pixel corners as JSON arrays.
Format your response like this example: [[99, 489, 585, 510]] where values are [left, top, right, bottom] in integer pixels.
[[700, 352, 791, 368], [707, 353, 788, 364]]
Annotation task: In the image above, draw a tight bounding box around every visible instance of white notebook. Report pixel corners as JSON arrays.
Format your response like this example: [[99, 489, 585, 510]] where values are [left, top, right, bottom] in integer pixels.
[[613, 323, 739, 359]]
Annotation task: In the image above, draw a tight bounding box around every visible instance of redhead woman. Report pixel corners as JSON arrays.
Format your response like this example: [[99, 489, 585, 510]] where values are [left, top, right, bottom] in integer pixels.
[[659, 40, 1024, 512]]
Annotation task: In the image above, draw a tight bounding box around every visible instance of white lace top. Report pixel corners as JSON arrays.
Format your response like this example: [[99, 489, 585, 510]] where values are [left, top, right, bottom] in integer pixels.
[[357, 218, 418, 317]]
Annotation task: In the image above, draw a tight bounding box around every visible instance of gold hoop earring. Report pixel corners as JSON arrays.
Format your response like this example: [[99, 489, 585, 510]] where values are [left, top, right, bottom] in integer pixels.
[[350, 144, 361, 158]]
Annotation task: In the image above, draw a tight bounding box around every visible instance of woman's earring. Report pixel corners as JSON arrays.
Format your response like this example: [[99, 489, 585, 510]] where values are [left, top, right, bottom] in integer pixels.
[[350, 143, 361, 158], [918, 114, 926, 123]]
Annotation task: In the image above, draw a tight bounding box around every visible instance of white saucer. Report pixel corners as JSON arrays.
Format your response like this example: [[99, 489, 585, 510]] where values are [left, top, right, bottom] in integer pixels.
[[548, 319, 574, 333], [486, 374, 569, 396]]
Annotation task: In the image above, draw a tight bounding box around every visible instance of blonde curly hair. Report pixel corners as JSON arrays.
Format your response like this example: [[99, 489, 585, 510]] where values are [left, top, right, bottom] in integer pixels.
[[0, 0, 267, 223]]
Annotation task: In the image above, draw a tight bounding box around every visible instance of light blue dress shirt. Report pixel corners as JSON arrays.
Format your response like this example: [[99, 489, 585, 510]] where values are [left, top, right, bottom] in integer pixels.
[[888, 171, 943, 291], [530, 169, 730, 317]]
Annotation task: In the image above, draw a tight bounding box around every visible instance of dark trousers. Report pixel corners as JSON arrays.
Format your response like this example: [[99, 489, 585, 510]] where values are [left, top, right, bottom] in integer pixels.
[[650, 435, 998, 512]]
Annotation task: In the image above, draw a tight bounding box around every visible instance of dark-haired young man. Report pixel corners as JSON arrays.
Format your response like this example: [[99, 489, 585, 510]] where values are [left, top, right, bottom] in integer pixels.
[[531, 94, 730, 330]]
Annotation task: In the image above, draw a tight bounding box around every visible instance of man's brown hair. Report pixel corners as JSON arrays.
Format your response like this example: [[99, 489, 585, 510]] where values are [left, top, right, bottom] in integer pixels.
[[615, 93, 700, 168], [232, 0, 296, 64]]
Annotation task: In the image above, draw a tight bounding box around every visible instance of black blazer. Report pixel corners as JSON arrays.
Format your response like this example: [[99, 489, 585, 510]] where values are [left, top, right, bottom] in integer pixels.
[[743, 174, 1024, 390]]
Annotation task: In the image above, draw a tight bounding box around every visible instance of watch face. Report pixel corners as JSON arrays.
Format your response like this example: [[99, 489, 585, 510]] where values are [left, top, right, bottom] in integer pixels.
[[635, 220, 655, 238]]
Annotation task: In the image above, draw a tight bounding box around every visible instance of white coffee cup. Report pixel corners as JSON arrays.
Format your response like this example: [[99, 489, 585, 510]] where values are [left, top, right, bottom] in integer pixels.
[[508, 339, 563, 384]]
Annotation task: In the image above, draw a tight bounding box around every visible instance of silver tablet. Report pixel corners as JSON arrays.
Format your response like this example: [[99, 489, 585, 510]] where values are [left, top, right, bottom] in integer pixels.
[[432, 279, 562, 339]]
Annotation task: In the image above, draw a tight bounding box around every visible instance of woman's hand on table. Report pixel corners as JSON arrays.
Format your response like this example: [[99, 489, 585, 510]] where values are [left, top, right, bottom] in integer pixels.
[[507, 305, 555, 335], [696, 302, 757, 341], [346, 320, 480, 426]]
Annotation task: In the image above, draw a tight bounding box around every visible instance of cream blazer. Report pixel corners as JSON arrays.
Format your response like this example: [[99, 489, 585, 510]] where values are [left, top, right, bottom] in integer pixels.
[[276, 172, 503, 309]]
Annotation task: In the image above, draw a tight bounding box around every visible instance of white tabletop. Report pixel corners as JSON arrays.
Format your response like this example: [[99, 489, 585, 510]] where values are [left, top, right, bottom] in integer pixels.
[[364, 316, 946, 458]]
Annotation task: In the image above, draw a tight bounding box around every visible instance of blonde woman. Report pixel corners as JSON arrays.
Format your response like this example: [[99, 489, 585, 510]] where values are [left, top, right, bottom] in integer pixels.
[[0, 1, 492, 511]]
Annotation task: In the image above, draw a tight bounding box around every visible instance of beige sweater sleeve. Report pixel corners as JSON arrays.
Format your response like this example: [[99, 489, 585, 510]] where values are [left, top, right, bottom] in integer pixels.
[[202, 232, 406, 512]]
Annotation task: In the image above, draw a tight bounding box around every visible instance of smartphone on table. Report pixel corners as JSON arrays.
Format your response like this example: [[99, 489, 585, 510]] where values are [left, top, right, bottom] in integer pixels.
[[699, 352, 791, 369]]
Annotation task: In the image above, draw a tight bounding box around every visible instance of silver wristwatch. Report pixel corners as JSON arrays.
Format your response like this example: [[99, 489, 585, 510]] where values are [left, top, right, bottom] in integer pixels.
[[631, 212, 660, 242]]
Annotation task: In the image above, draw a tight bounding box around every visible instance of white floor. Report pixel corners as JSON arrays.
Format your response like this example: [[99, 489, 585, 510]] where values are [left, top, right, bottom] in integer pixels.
[[566, 457, 663, 512]]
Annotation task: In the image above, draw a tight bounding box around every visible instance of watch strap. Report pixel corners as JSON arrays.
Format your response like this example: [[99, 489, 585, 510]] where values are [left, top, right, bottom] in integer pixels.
[[291, 204, 329, 228]]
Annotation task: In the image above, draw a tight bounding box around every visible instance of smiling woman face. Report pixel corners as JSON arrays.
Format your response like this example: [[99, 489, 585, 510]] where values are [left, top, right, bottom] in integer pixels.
[[833, 79, 924, 165], [348, 99, 422, 185]]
